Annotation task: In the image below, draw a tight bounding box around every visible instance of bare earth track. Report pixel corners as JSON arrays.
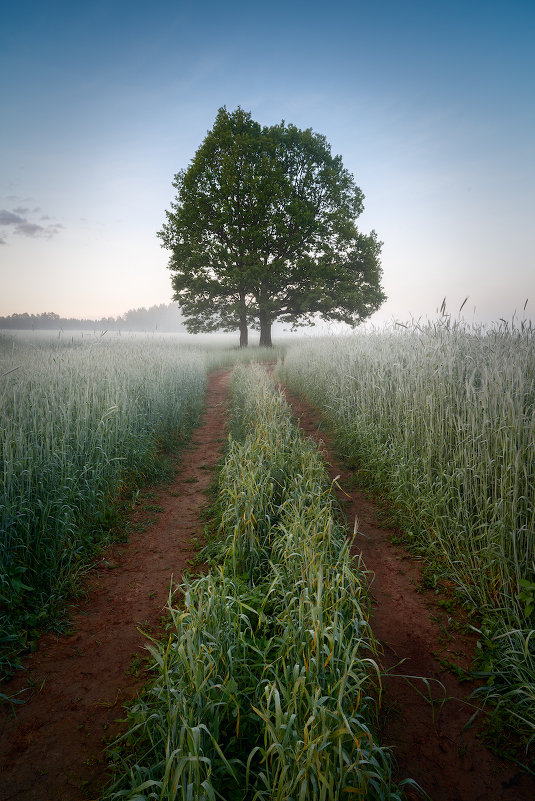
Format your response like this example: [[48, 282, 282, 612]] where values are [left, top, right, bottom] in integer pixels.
[[1, 365, 534, 801], [0, 368, 231, 801], [281, 383, 535, 801]]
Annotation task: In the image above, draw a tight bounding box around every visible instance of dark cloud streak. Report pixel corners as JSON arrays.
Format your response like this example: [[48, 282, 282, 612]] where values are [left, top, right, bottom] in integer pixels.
[[16, 222, 46, 236], [0, 205, 63, 241], [0, 210, 25, 225]]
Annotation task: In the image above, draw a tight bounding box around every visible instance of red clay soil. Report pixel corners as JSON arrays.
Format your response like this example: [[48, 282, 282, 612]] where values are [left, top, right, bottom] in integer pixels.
[[2, 365, 533, 801], [0, 368, 231, 801], [281, 383, 535, 801]]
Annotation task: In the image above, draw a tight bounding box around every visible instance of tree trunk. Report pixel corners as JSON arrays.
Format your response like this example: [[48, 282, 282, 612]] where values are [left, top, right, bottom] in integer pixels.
[[259, 311, 272, 348], [239, 309, 248, 348]]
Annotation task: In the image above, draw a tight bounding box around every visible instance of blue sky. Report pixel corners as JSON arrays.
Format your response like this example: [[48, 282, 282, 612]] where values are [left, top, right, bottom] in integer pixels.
[[1, 0, 534, 325]]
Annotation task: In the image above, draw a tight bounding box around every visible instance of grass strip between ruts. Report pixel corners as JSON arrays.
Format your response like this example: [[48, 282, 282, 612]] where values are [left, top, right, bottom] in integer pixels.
[[105, 364, 415, 801]]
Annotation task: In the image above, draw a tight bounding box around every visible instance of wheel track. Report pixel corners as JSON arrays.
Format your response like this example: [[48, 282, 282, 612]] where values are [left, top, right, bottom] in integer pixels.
[[280, 381, 535, 801], [0, 368, 231, 801]]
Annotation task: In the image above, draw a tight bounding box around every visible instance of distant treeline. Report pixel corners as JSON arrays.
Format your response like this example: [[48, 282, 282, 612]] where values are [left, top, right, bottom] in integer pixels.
[[0, 303, 187, 332]]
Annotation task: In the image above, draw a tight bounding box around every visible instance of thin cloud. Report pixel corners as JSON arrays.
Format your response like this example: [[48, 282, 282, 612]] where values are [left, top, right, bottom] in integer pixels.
[[17, 221, 46, 236], [0, 205, 64, 241], [0, 209, 25, 225], [6, 195, 34, 203]]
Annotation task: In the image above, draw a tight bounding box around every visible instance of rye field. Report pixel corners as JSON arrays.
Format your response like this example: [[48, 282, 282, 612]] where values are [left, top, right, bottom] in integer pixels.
[[1, 322, 534, 796], [0, 333, 207, 675], [107, 365, 411, 800], [280, 319, 535, 741], [0, 331, 282, 676]]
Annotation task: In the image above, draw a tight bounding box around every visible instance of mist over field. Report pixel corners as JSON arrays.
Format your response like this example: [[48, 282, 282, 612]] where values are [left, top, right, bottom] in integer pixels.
[[2, 2, 535, 795]]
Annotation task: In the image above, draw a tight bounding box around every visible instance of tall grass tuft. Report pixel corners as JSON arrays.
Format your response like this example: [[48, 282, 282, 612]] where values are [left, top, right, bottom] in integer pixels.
[[106, 364, 412, 800], [0, 332, 207, 676], [278, 320, 535, 747]]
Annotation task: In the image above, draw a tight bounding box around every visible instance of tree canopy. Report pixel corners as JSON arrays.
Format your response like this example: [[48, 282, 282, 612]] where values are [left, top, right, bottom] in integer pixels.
[[0, 304, 185, 332], [158, 107, 385, 346]]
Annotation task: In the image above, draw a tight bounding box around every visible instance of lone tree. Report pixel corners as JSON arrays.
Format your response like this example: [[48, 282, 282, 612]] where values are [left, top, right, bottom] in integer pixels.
[[158, 107, 385, 346]]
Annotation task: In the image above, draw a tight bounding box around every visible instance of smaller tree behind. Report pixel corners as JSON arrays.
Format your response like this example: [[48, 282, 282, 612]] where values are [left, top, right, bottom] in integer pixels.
[[158, 107, 385, 346]]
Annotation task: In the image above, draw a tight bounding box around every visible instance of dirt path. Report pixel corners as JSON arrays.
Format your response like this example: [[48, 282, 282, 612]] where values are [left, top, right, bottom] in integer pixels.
[[2, 366, 533, 801], [0, 368, 231, 801], [281, 383, 535, 801]]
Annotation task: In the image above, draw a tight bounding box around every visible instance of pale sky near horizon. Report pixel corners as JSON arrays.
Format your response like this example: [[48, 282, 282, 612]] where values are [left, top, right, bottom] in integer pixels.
[[1, 0, 534, 327]]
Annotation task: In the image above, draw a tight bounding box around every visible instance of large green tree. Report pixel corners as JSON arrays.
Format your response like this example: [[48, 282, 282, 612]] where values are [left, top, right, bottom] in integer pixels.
[[158, 107, 385, 346]]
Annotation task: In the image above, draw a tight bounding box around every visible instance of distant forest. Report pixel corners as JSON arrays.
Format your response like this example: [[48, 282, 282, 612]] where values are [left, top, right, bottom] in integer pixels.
[[0, 303, 187, 332]]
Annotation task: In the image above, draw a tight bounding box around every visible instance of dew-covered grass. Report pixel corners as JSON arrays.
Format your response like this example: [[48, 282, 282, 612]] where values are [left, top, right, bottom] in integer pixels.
[[0, 332, 208, 675], [279, 319, 535, 748], [106, 365, 413, 800], [0, 330, 290, 678]]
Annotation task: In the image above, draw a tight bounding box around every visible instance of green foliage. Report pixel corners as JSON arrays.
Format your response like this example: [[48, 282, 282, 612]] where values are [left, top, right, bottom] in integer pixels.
[[279, 319, 535, 753], [0, 333, 207, 677], [106, 365, 412, 800], [518, 580, 535, 619], [158, 107, 385, 346], [0, 330, 294, 677], [0, 303, 187, 333]]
